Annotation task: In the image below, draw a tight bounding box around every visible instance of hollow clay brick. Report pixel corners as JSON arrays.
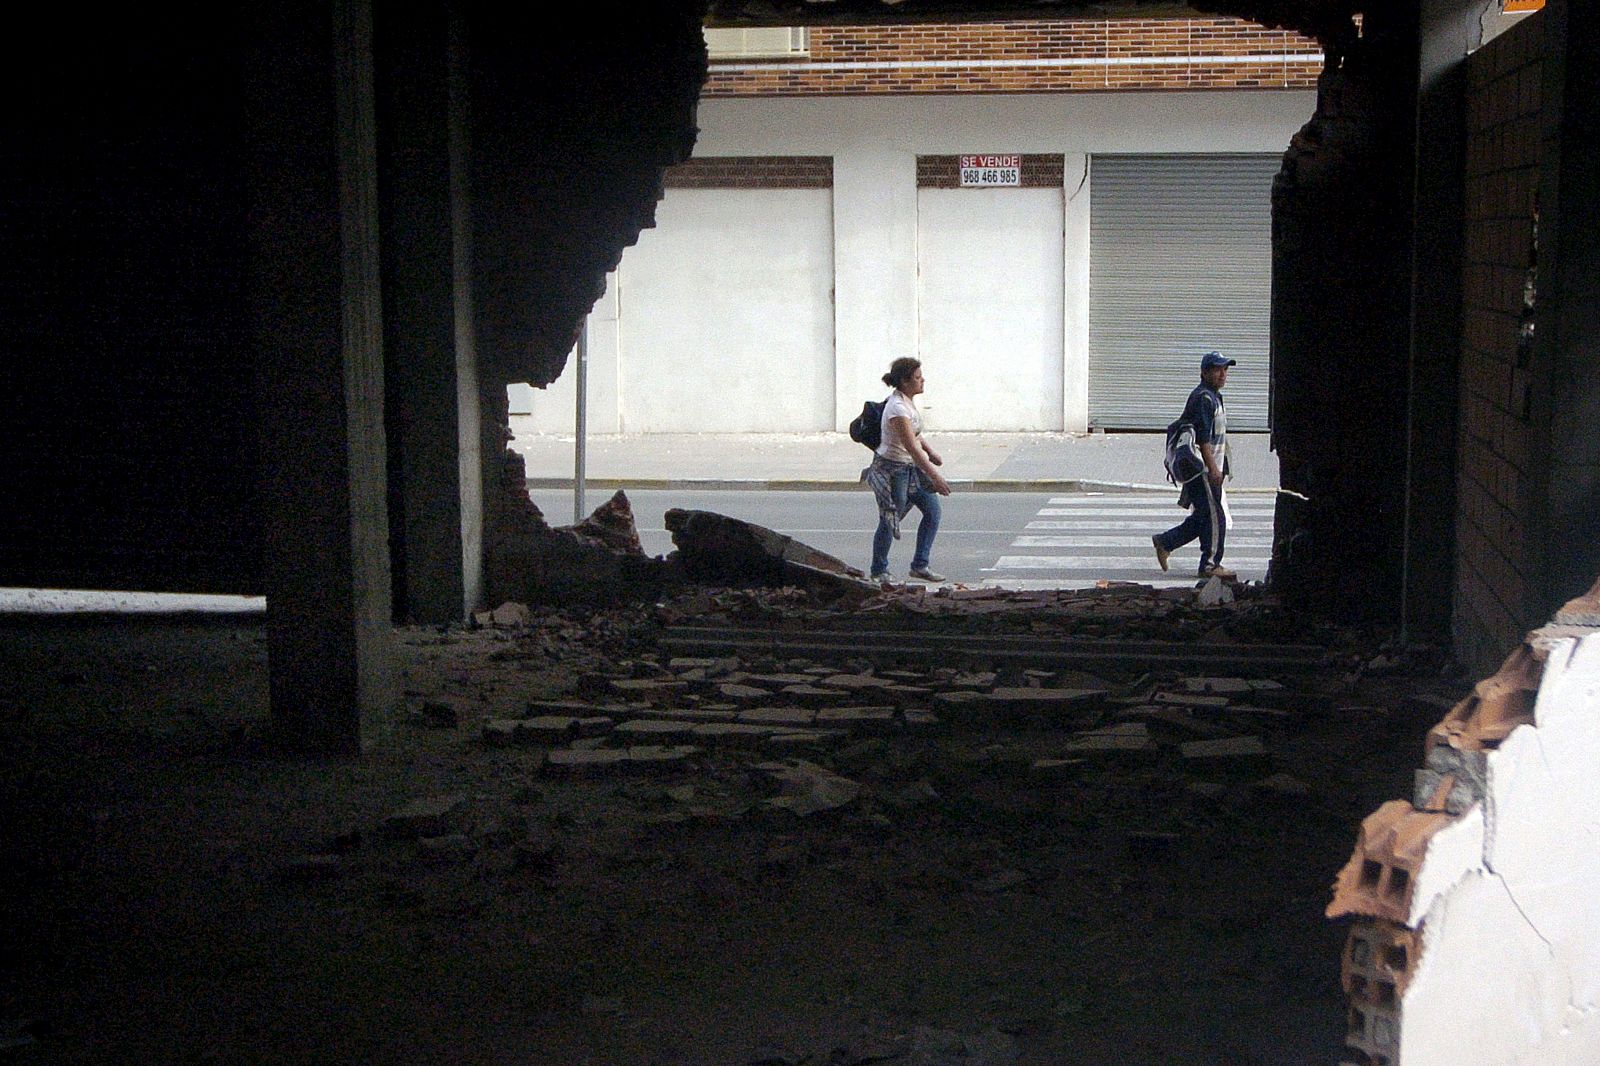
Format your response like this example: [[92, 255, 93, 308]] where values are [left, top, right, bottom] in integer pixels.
[[1345, 1000, 1400, 1064], [1425, 642, 1542, 754], [1342, 918, 1421, 1008], [1328, 800, 1458, 925]]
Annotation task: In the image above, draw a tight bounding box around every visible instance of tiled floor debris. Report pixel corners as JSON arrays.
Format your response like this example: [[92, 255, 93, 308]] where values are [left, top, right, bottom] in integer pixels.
[[0, 580, 1472, 1064]]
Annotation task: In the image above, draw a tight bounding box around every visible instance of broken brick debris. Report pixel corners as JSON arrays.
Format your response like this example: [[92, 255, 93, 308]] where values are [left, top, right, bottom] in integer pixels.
[[1181, 676, 1257, 695], [778, 684, 850, 706], [659, 625, 1327, 675], [717, 682, 772, 704], [382, 795, 467, 840], [1056, 733, 1157, 760], [758, 759, 861, 817], [737, 706, 817, 728], [609, 678, 687, 703], [1153, 691, 1231, 710], [560, 489, 644, 555], [487, 461, 668, 607], [1028, 757, 1088, 781], [662, 508, 876, 599], [612, 719, 697, 741], [1180, 735, 1269, 762], [815, 706, 897, 734], [541, 745, 700, 776]]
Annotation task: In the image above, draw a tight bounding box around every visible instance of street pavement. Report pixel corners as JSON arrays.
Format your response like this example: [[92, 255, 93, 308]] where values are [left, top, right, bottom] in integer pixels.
[[512, 427, 1280, 492], [529, 487, 1273, 590]]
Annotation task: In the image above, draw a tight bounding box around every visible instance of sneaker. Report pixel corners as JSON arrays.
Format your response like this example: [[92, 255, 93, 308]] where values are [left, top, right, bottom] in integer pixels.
[[870, 571, 893, 588], [1199, 564, 1237, 580], [1152, 535, 1170, 572], [908, 567, 947, 582]]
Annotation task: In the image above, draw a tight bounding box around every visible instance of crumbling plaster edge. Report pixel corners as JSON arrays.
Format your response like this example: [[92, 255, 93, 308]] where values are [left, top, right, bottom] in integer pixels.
[[1407, 801, 1486, 929]]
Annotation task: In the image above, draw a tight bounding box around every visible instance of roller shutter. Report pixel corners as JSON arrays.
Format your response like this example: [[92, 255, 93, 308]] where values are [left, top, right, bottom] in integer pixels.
[[1088, 154, 1278, 430]]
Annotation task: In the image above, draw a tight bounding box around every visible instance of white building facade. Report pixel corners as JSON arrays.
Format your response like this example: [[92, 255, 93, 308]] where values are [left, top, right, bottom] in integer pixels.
[[513, 20, 1319, 434]]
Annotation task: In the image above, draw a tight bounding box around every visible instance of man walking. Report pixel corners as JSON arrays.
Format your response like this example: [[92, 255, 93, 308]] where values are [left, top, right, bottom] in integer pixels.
[[1153, 351, 1236, 580]]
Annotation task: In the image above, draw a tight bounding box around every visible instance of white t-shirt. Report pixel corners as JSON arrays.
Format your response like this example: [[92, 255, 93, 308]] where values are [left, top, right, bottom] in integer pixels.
[[875, 391, 922, 463]]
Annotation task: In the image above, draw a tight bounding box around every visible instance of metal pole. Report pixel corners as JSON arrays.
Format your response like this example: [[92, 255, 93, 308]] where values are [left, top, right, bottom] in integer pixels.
[[573, 320, 588, 523]]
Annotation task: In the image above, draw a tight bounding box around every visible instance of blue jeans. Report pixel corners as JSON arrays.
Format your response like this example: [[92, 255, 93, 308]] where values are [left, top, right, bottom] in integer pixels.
[[871, 465, 941, 576]]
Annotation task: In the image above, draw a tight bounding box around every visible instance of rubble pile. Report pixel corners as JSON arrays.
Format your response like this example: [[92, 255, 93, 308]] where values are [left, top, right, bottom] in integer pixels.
[[296, 582, 1464, 1064], [486, 459, 670, 606], [663, 508, 878, 601]]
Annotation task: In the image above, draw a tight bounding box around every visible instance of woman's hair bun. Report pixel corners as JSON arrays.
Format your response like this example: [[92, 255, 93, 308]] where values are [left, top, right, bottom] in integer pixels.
[[884, 356, 922, 390]]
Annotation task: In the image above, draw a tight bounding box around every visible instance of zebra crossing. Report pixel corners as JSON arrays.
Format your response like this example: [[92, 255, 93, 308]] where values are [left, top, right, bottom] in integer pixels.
[[980, 491, 1275, 590]]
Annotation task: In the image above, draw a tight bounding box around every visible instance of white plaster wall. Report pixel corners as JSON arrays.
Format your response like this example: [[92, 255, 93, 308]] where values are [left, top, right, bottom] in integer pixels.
[[617, 188, 835, 432], [547, 91, 1312, 434], [917, 187, 1064, 430], [692, 91, 1313, 159], [834, 149, 919, 430], [1400, 633, 1600, 1065]]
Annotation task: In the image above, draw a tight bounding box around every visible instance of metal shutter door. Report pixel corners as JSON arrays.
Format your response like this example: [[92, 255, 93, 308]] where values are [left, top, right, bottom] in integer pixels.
[[1088, 154, 1278, 430]]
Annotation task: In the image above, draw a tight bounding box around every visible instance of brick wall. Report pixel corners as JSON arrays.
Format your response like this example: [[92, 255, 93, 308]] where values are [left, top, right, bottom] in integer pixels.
[[1453, 14, 1543, 673], [663, 156, 832, 188], [704, 18, 1321, 96]]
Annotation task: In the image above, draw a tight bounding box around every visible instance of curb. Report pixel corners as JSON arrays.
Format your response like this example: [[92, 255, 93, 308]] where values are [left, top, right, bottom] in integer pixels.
[[526, 478, 1284, 495]]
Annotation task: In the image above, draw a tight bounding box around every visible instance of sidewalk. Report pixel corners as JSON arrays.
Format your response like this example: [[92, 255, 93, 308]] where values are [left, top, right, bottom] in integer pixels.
[[510, 426, 1280, 493]]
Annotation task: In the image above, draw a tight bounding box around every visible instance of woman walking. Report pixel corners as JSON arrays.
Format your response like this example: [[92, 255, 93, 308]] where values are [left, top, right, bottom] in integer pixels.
[[865, 357, 951, 584]]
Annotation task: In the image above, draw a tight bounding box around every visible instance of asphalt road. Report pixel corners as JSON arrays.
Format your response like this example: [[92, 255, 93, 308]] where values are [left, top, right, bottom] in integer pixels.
[[529, 487, 1274, 589]]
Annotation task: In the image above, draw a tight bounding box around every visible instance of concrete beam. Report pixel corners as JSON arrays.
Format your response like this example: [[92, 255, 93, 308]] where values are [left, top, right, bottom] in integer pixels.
[[245, 0, 398, 754]]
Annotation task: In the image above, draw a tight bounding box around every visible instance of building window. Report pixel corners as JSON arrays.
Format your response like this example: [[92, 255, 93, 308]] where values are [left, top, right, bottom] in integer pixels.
[[704, 26, 809, 59]]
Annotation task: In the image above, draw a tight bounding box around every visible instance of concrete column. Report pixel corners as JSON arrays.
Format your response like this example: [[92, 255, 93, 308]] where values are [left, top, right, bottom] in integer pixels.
[[1401, 0, 1489, 638], [833, 149, 918, 429], [245, 0, 397, 755], [1062, 153, 1091, 434], [377, 0, 483, 622], [1529, 0, 1600, 618], [451, 17, 486, 613]]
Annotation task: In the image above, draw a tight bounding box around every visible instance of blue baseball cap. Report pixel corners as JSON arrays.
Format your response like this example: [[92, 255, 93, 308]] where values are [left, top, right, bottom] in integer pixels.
[[1201, 351, 1237, 370]]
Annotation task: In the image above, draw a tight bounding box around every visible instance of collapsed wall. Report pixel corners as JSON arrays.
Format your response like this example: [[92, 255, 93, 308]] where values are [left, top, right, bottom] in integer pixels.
[[462, 0, 708, 604], [1327, 575, 1600, 1065], [464, 0, 707, 390], [1268, 8, 1419, 620]]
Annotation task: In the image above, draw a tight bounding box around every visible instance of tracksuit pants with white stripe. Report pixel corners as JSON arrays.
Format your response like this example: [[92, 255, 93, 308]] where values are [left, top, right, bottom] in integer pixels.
[[1156, 475, 1225, 575]]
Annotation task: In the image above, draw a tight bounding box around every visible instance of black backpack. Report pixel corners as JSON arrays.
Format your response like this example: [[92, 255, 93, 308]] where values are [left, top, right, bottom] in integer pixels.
[[848, 397, 888, 451], [1163, 418, 1204, 485]]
